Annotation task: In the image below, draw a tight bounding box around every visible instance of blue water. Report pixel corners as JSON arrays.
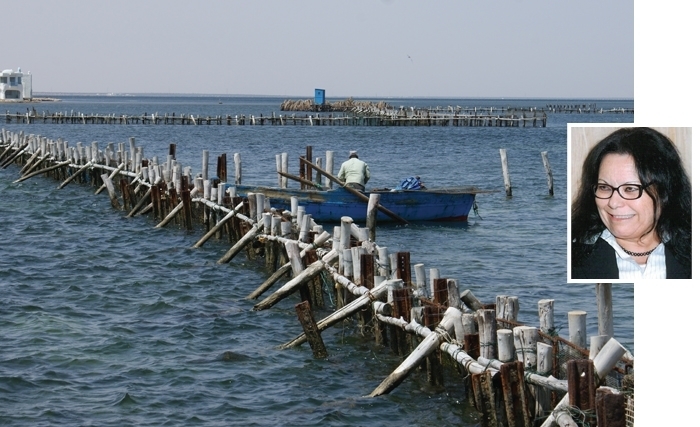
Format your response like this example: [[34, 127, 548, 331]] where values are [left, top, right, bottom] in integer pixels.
[[1, 96, 634, 426]]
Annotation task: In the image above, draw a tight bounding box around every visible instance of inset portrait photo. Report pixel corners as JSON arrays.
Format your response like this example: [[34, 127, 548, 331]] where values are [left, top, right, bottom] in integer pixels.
[[568, 126, 692, 281]]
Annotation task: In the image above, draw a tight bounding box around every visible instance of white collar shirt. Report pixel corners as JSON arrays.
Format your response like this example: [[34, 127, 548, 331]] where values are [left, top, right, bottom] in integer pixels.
[[600, 229, 666, 280]]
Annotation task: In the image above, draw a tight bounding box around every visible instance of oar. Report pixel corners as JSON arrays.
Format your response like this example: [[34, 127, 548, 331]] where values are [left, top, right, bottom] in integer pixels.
[[276, 170, 323, 189], [299, 157, 409, 225]]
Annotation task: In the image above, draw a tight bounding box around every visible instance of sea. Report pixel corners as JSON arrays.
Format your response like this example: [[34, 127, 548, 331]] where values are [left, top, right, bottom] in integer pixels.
[[1, 95, 634, 426]]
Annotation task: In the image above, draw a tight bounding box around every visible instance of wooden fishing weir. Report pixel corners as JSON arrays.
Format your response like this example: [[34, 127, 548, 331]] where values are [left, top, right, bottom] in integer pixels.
[[544, 104, 634, 114], [1, 128, 633, 427], [4, 108, 547, 127]]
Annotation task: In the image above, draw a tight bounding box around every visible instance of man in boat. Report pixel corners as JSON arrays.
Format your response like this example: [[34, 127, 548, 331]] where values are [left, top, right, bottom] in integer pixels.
[[338, 150, 370, 191]]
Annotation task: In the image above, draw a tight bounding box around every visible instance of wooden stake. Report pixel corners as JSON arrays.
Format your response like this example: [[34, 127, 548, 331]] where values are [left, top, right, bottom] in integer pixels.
[[295, 301, 328, 358], [500, 361, 532, 427], [541, 151, 553, 195], [500, 148, 512, 196]]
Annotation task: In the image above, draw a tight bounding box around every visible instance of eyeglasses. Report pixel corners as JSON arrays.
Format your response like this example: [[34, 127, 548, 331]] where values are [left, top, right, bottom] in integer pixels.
[[593, 183, 652, 200]]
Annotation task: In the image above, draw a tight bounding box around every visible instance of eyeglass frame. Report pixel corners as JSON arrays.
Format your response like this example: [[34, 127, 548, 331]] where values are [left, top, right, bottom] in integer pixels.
[[592, 182, 653, 200]]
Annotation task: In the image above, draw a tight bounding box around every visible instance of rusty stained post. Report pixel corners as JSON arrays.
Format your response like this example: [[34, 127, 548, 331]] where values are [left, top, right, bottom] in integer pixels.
[[433, 278, 448, 306], [299, 156, 306, 189], [596, 387, 626, 427], [396, 252, 411, 286], [472, 371, 500, 427], [294, 300, 328, 359], [305, 145, 313, 186], [217, 153, 227, 182], [357, 253, 375, 334], [181, 176, 192, 231], [304, 250, 324, 308], [392, 287, 412, 357], [568, 359, 596, 425], [500, 361, 532, 427], [119, 178, 131, 212]]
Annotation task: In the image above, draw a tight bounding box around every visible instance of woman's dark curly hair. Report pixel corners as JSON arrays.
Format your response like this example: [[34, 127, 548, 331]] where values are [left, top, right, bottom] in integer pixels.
[[571, 127, 692, 266]]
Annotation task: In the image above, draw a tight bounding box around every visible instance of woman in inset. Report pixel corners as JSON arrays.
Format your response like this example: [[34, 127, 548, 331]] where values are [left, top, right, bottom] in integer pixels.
[[571, 127, 691, 279]]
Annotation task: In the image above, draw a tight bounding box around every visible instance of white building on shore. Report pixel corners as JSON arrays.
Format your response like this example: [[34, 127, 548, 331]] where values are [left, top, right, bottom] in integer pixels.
[[1, 68, 32, 100]]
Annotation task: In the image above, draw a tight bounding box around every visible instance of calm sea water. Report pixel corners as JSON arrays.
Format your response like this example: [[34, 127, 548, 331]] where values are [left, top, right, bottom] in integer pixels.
[[1, 96, 634, 426]]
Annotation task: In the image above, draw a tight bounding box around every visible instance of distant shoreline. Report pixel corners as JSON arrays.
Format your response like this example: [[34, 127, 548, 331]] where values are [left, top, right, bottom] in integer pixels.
[[0, 98, 61, 103]]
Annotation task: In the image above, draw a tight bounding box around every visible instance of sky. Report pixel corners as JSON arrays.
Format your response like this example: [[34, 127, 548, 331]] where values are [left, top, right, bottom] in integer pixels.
[[5, 0, 634, 99]]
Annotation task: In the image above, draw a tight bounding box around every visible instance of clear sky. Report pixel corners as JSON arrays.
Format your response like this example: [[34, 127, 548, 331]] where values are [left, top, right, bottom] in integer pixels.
[[5, 0, 634, 98]]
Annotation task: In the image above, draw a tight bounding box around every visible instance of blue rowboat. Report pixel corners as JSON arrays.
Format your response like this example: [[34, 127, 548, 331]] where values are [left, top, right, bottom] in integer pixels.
[[233, 185, 480, 223]]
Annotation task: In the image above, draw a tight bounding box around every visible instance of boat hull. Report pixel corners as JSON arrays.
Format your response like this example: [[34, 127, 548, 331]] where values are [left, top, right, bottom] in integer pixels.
[[233, 185, 477, 223]]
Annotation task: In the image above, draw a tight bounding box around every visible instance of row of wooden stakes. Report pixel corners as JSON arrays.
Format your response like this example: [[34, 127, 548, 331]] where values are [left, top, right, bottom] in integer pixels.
[[1, 128, 633, 427], [4, 110, 547, 127]]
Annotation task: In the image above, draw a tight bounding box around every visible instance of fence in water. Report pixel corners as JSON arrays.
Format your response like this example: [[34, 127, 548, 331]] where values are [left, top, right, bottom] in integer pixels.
[[1, 128, 634, 427], [4, 109, 548, 127]]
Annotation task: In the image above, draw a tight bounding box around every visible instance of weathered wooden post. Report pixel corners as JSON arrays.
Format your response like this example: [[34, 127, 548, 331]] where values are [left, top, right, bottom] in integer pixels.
[[276, 154, 283, 187], [568, 359, 596, 425], [233, 153, 242, 185], [496, 295, 519, 324], [478, 309, 497, 359], [201, 150, 209, 181], [497, 329, 515, 362], [325, 150, 334, 189], [541, 338, 628, 427], [397, 252, 411, 287], [368, 307, 462, 397], [366, 193, 380, 242], [461, 289, 485, 311], [500, 148, 512, 196], [568, 310, 587, 349], [413, 263, 427, 298], [433, 278, 448, 306], [500, 361, 531, 427], [472, 370, 499, 427], [590, 335, 611, 360], [538, 299, 555, 337], [280, 152, 287, 188], [294, 300, 328, 359], [541, 151, 553, 195], [596, 283, 614, 338], [596, 387, 626, 427], [513, 326, 539, 369], [100, 173, 121, 209], [535, 342, 553, 418]]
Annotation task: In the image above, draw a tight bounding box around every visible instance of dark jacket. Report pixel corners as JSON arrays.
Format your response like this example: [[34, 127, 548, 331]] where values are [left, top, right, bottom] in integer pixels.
[[572, 238, 691, 279]]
